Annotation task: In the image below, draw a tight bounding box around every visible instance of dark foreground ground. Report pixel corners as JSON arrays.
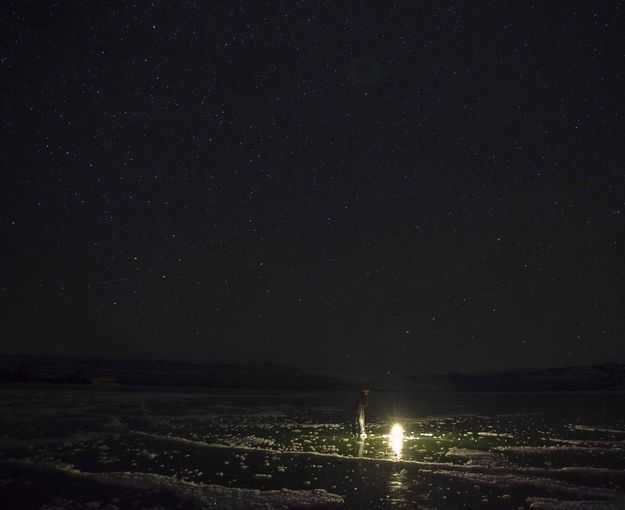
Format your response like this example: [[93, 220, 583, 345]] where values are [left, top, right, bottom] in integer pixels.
[[1, 384, 624, 509]]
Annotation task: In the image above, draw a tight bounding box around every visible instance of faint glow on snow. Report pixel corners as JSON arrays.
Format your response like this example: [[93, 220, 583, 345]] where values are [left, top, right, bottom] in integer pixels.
[[389, 423, 404, 458]]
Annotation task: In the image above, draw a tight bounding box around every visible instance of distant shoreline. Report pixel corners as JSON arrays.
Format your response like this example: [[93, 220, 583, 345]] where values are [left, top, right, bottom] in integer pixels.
[[0, 354, 359, 391], [1, 354, 623, 392]]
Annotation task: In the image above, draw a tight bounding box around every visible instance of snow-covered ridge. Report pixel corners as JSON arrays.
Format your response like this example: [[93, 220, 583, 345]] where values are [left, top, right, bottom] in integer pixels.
[[405, 363, 625, 391]]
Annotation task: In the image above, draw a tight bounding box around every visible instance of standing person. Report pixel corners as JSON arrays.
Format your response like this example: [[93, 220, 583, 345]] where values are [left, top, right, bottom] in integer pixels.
[[352, 389, 369, 438]]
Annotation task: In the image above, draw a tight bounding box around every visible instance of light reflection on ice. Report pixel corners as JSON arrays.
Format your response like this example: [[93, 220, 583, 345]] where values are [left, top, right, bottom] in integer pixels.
[[389, 423, 404, 458]]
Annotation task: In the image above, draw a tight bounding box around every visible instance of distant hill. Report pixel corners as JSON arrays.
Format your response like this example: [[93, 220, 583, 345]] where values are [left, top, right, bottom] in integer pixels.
[[0, 354, 358, 390], [2, 355, 623, 392], [404, 363, 625, 392]]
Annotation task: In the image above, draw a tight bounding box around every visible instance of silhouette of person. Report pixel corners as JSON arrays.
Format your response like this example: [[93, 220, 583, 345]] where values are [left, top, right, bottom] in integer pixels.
[[352, 389, 369, 437]]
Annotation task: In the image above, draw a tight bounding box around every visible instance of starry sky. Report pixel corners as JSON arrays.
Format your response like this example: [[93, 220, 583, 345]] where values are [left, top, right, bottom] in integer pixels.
[[1, 2, 624, 378]]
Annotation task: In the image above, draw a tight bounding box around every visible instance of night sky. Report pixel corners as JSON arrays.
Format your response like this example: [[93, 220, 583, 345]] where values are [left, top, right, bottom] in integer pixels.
[[2, 2, 624, 379]]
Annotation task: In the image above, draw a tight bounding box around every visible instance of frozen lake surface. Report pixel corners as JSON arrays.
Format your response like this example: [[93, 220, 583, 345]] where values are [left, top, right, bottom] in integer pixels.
[[1, 385, 624, 509]]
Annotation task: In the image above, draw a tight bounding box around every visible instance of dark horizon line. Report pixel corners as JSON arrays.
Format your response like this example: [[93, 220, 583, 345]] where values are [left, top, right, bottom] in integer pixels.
[[2, 351, 623, 377]]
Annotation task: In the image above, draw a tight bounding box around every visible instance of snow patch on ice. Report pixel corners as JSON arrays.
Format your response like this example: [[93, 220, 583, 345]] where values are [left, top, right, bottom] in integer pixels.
[[41, 498, 119, 510], [253, 473, 273, 479], [228, 435, 276, 448], [96, 471, 343, 508], [3, 459, 343, 509], [527, 497, 625, 509], [477, 431, 514, 438], [571, 424, 625, 435], [444, 447, 507, 466], [496, 445, 624, 455], [426, 469, 623, 501]]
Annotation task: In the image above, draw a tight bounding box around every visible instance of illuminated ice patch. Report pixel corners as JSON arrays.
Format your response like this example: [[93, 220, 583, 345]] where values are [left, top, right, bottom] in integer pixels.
[[389, 423, 404, 458]]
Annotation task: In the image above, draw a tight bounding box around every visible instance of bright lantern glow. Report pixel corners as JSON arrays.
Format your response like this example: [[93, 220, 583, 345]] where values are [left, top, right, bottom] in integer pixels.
[[389, 423, 404, 458]]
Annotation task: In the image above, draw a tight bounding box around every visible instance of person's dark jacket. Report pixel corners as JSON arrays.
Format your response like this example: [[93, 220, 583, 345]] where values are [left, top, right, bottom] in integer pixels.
[[353, 393, 368, 413]]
